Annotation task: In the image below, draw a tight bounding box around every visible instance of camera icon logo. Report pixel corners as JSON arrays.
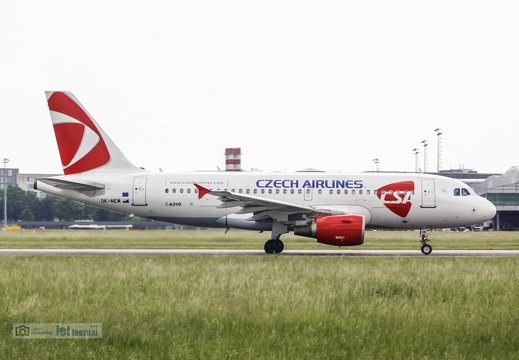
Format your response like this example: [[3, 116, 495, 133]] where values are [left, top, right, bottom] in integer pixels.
[[15, 325, 30, 337]]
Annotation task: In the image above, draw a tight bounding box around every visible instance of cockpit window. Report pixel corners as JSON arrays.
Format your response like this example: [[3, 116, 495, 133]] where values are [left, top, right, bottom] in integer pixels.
[[454, 188, 472, 196]]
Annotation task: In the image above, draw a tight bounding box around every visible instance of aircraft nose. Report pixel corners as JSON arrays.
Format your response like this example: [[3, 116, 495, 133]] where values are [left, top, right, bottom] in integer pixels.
[[481, 198, 497, 220]]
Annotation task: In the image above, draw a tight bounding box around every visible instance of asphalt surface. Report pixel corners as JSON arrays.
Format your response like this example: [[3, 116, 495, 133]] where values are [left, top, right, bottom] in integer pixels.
[[0, 249, 518, 256]]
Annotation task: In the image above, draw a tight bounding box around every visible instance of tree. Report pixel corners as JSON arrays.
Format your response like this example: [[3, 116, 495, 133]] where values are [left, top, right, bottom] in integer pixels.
[[52, 197, 86, 221], [0, 186, 36, 221], [38, 195, 56, 221], [89, 206, 131, 221], [20, 206, 35, 221]]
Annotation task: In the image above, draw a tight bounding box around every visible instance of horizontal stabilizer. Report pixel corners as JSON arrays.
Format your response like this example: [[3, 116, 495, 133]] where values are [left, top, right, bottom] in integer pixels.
[[35, 178, 105, 191]]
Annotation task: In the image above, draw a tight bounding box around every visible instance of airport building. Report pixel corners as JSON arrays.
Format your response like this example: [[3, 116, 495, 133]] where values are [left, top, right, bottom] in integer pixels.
[[0, 167, 18, 190], [472, 166, 519, 230]]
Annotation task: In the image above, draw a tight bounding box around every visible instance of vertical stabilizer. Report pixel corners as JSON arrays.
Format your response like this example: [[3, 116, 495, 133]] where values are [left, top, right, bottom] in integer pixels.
[[46, 91, 140, 174]]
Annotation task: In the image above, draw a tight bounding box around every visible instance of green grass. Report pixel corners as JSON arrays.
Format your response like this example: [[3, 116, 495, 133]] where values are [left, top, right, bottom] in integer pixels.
[[1, 255, 518, 359], [0, 229, 518, 250]]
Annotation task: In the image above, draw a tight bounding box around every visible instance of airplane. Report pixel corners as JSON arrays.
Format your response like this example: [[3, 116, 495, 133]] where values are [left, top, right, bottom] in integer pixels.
[[34, 91, 497, 255]]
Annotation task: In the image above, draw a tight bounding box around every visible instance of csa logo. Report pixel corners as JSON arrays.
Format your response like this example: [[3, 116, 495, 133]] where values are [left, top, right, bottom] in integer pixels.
[[376, 181, 414, 218], [48, 92, 110, 175]]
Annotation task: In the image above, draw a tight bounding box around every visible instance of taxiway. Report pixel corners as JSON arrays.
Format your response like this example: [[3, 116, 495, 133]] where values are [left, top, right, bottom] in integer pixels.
[[0, 249, 518, 256]]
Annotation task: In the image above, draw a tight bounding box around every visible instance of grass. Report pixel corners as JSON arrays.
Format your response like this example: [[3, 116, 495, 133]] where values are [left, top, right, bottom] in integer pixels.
[[0, 229, 518, 250], [1, 255, 518, 359]]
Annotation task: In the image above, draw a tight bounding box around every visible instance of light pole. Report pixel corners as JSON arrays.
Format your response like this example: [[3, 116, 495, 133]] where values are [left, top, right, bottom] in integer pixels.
[[421, 140, 428, 173], [412, 148, 419, 172], [435, 128, 442, 172], [373, 158, 380, 172], [2, 158, 8, 231]]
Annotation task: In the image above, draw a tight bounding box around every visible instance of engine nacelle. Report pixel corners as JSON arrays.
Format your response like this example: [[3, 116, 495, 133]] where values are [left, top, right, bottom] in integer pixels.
[[294, 214, 365, 246]]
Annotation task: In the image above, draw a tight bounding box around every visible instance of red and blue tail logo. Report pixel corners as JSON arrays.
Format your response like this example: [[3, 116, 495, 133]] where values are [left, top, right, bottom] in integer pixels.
[[47, 92, 110, 175], [376, 181, 414, 218]]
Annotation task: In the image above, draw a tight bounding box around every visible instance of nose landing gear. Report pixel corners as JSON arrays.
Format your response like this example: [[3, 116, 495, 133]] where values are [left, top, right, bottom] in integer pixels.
[[420, 228, 433, 255]]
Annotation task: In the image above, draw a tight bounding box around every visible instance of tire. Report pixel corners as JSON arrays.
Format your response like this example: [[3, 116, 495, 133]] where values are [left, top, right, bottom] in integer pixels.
[[421, 244, 432, 255], [275, 240, 284, 253], [264, 239, 278, 254]]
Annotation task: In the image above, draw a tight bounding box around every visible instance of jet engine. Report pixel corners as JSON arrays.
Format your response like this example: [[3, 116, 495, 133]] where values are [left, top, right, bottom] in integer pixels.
[[294, 214, 365, 246]]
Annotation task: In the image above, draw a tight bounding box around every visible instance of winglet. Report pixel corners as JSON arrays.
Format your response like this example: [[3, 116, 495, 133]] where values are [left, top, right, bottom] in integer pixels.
[[194, 184, 212, 199]]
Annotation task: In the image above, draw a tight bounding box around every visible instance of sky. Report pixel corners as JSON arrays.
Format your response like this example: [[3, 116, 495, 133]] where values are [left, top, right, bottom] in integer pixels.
[[1, 1, 518, 175]]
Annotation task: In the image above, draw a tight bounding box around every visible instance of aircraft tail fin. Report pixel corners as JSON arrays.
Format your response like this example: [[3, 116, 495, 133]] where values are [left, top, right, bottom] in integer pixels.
[[45, 91, 140, 174]]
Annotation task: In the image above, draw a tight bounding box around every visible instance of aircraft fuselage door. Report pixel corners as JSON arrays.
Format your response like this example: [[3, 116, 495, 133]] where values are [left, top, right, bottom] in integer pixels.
[[421, 179, 436, 208], [133, 177, 148, 206]]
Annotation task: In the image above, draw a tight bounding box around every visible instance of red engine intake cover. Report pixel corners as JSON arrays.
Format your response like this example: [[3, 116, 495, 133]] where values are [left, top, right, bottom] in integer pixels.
[[315, 214, 365, 246]]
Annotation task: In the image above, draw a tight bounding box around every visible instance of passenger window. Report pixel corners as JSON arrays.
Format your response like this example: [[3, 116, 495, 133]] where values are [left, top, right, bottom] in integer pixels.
[[329, 190, 333, 195], [359, 190, 363, 195], [352, 190, 356, 195], [454, 188, 460, 196], [187, 189, 191, 194], [165, 188, 169, 194], [180, 189, 184, 194], [344, 190, 348, 195], [366, 190, 370, 195], [246, 189, 250, 194]]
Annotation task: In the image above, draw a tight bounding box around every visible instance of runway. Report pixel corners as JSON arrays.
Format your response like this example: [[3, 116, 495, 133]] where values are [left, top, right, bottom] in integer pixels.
[[0, 249, 518, 256]]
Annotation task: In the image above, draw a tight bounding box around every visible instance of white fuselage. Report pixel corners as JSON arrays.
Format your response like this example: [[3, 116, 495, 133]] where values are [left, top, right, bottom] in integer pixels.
[[36, 170, 496, 231]]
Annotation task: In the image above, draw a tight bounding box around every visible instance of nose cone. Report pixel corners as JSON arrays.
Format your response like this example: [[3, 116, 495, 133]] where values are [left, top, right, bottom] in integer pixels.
[[480, 197, 497, 221]]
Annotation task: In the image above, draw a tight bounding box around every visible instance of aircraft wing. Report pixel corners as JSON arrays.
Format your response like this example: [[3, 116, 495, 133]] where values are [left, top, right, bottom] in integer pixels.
[[194, 184, 345, 223]]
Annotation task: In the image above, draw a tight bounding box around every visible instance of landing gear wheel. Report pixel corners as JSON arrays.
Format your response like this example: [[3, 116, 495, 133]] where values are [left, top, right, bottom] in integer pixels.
[[421, 244, 432, 255], [419, 228, 433, 255], [275, 240, 284, 253], [264, 239, 284, 254]]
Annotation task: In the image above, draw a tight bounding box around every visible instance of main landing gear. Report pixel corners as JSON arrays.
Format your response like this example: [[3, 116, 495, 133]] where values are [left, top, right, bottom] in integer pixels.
[[264, 221, 288, 254], [420, 228, 433, 255], [264, 238, 284, 254]]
